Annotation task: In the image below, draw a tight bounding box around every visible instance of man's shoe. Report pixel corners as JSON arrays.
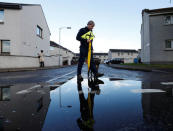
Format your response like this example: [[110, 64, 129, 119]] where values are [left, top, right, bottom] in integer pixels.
[[77, 75, 83, 82], [95, 73, 104, 78], [95, 79, 104, 84]]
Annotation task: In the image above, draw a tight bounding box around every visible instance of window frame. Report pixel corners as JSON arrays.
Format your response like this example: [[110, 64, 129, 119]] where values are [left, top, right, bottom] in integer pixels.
[[164, 15, 173, 25], [0, 9, 4, 23], [165, 39, 173, 49], [37, 25, 43, 38], [0, 86, 10, 101], [0, 40, 10, 55]]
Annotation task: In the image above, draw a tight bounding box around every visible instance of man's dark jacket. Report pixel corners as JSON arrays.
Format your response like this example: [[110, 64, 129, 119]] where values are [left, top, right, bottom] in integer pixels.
[[76, 27, 93, 50]]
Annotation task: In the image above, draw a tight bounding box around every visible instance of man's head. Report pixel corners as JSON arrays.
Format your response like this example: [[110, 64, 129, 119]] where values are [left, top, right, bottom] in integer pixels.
[[41, 50, 43, 53], [87, 20, 95, 30]]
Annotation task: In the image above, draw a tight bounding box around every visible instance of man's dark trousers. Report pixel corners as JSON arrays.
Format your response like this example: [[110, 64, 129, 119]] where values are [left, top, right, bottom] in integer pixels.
[[77, 46, 97, 76]]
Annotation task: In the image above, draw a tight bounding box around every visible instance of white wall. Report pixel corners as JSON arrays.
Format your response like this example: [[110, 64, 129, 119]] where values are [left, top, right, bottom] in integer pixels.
[[0, 9, 21, 55], [0, 5, 59, 69], [111, 52, 138, 59], [141, 12, 150, 63], [0, 5, 50, 56], [50, 46, 75, 66], [0, 56, 39, 68], [44, 56, 60, 67], [124, 58, 135, 63], [108, 51, 112, 60], [109, 51, 138, 63], [0, 55, 61, 69], [20, 5, 50, 57], [94, 55, 108, 63]]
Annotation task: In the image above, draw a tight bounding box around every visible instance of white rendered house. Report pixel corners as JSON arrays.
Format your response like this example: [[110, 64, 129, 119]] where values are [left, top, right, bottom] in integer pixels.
[[0, 2, 54, 68]]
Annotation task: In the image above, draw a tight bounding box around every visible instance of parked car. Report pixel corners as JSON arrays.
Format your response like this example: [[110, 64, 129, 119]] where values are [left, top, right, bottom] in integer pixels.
[[105, 58, 124, 64]]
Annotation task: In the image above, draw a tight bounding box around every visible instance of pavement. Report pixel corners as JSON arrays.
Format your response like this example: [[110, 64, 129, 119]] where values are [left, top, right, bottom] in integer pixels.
[[0, 65, 74, 73], [107, 63, 173, 73]]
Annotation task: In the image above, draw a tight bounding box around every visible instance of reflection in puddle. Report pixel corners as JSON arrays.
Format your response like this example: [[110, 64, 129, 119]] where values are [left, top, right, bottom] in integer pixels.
[[76, 79, 103, 131], [109, 78, 124, 81], [161, 82, 173, 85], [0, 86, 11, 101], [1, 77, 173, 130], [43, 77, 173, 130], [0, 84, 50, 131], [131, 89, 165, 93]]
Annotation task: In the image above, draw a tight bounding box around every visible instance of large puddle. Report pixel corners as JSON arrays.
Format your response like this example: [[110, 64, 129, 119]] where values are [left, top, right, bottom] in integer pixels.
[[0, 77, 173, 131]]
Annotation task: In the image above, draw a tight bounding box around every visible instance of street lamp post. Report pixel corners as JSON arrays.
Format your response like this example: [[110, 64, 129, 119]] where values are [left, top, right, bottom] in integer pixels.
[[58, 26, 71, 108], [58, 26, 71, 66]]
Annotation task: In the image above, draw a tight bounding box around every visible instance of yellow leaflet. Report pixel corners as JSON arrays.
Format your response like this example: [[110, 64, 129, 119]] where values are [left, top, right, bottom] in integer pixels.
[[81, 31, 95, 40]]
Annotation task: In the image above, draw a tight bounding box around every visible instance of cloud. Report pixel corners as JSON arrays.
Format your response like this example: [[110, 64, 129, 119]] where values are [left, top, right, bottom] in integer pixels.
[[113, 80, 141, 88]]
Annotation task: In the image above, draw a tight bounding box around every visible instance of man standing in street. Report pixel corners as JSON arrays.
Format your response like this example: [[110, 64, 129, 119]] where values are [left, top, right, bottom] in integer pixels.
[[38, 50, 45, 68], [76, 20, 104, 81]]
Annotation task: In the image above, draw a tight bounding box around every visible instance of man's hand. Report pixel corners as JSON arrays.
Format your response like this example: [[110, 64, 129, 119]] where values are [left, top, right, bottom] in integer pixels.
[[87, 39, 91, 43]]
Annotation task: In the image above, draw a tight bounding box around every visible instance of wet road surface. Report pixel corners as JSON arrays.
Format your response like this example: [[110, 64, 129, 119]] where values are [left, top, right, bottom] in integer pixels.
[[0, 64, 173, 131]]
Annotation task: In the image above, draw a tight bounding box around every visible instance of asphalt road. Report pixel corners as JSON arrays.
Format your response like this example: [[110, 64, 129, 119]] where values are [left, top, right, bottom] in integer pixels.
[[0, 64, 173, 86], [0, 65, 77, 85]]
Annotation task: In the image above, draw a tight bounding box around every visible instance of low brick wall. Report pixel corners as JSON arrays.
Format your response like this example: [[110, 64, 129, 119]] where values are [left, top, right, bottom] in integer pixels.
[[0, 55, 60, 69]]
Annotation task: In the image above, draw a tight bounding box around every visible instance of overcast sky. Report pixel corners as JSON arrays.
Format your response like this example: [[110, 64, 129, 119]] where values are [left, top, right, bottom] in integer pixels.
[[2, 0, 173, 53]]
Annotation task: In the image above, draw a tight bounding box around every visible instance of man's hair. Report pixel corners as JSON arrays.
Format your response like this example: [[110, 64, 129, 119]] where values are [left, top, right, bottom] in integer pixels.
[[87, 20, 95, 26], [41, 50, 43, 52]]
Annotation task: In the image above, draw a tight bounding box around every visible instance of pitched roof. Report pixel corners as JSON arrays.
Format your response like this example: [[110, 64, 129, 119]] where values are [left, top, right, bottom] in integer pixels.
[[109, 49, 138, 53], [142, 7, 173, 15], [0, 2, 40, 9], [50, 41, 74, 54]]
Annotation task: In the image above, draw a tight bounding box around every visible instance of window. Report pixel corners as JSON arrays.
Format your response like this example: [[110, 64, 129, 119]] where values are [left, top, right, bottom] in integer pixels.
[[0, 86, 10, 101], [128, 52, 129, 55], [118, 52, 120, 56], [164, 16, 173, 25], [1, 40, 10, 54], [121, 52, 124, 55], [2, 88, 10, 101], [37, 25, 43, 38], [164, 16, 171, 25], [165, 40, 173, 49], [0, 9, 4, 22]]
